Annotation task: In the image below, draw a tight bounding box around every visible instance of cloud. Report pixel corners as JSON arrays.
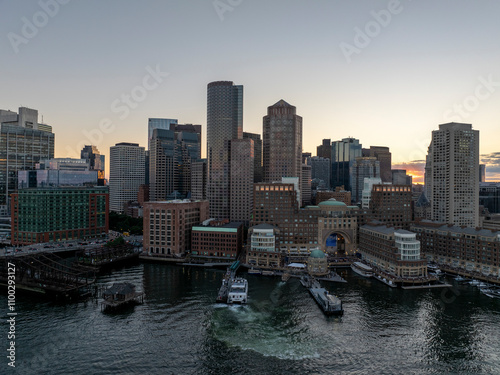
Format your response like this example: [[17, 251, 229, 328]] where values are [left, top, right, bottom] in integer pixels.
[[481, 152, 500, 166], [392, 160, 426, 183]]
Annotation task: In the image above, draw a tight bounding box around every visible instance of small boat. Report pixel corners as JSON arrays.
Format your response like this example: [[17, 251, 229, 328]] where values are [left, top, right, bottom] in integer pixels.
[[351, 262, 374, 278], [247, 268, 262, 275], [480, 287, 500, 299], [227, 277, 248, 304], [455, 275, 466, 281], [427, 264, 442, 274], [469, 279, 480, 286]]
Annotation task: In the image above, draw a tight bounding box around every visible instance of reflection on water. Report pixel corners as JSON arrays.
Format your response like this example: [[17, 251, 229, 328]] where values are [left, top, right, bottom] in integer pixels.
[[3, 263, 500, 375]]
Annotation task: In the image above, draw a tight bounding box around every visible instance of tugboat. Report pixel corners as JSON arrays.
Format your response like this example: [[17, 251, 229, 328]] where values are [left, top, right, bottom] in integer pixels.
[[301, 276, 343, 316]]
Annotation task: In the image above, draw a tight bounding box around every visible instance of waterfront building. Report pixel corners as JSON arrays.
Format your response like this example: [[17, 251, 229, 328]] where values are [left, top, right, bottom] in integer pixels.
[[0, 107, 54, 215], [11, 186, 108, 245], [301, 163, 312, 206], [243, 132, 263, 183], [246, 223, 280, 268], [391, 169, 412, 185], [363, 146, 392, 183], [359, 224, 428, 280], [191, 159, 207, 200], [252, 181, 359, 262], [331, 137, 362, 191], [109, 143, 146, 213], [351, 157, 380, 204], [425, 122, 479, 227], [315, 186, 351, 206], [310, 156, 331, 190], [316, 139, 331, 159], [229, 139, 254, 224], [263, 100, 302, 183], [411, 220, 500, 277], [368, 184, 412, 229], [191, 220, 243, 260], [81, 145, 105, 185], [207, 81, 243, 220], [143, 199, 209, 257], [480, 182, 500, 214], [307, 249, 329, 276]]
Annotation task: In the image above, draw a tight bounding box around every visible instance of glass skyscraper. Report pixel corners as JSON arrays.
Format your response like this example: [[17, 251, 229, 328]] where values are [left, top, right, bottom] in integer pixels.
[[331, 137, 362, 191]]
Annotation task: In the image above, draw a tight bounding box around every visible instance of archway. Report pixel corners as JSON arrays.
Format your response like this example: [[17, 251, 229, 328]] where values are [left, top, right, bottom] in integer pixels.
[[325, 233, 346, 255]]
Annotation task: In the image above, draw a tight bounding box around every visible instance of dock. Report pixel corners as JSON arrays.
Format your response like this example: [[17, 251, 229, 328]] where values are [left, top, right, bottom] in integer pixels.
[[100, 282, 144, 311], [216, 260, 241, 303]]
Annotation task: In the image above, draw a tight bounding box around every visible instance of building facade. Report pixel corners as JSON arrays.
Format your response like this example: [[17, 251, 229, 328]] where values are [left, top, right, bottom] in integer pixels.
[[331, 137, 362, 191], [317, 139, 331, 159], [359, 225, 428, 280], [81, 145, 105, 184], [191, 221, 243, 259], [310, 156, 331, 190], [411, 220, 500, 278], [109, 143, 145, 213], [243, 132, 263, 183], [315, 187, 351, 206], [229, 139, 254, 224], [191, 159, 207, 200], [391, 169, 412, 185], [351, 157, 380, 204], [143, 200, 209, 257], [246, 224, 280, 268], [480, 182, 500, 214], [301, 163, 312, 206], [368, 184, 412, 229], [207, 81, 243, 220], [425, 122, 479, 227], [263, 100, 302, 183], [11, 187, 108, 245], [363, 146, 392, 183]]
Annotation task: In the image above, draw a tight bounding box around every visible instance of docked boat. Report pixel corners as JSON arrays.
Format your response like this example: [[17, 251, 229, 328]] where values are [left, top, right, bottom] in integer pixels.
[[480, 286, 500, 299], [351, 262, 374, 278], [227, 277, 248, 304], [247, 268, 262, 275], [455, 275, 466, 281], [427, 264, 442, 274], [301, 276, 343, 316]]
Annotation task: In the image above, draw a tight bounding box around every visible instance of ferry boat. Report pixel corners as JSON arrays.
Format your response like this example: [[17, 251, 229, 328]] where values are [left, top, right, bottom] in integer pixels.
[[301, 276, 343, 316], [351, 262, 374, 278], [227, 277, 248, 304]]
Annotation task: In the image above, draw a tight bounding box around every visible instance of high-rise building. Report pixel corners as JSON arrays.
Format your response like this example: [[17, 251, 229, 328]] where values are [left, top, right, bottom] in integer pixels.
[[109, 143, 145, 213], [425, 122, 479, 227], [369, 184, 413, 229], [361, 177, 382, 209], [11, 186, 108, 245], [351, 157, 380, 204], [392, 169, 412, 185], [480, 164, 486, 183], [480, 182, 500, 214], [207, 81, 243, 219], [0, 107, 55, 215], [310, 156, 331, 190], [363, 146, 392, 183], [317, 139, 331, 159], [191, 159, 207, 200], [243, 132, 263, 183], [301, 163, 312, 206], [81, 145, 105, 184], [263, 100, 302, 185], [331, 138, 362, 191], [148, 118, 177, 141], [229, 139, 254, 224]]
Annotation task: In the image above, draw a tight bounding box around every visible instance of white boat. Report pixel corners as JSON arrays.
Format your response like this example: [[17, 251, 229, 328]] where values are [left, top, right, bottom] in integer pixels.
[[455, 275, 466, 281], [427, 264, 442, 274], [227, 278, 248, 304], [469, 279, 480, 286], [351, 262, 374, 278], [480, 287, 500, 299]]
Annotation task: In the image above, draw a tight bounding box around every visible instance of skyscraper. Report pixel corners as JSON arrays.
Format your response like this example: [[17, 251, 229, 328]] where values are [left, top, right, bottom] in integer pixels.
[[207, 81, 243, 219], [229, 139, 254, 224], [425, 122, 479, 227], [109, 142, 145, 213], [310, 156, 331, 189], [243, 132, 263, 183], [363, 146, 392, 183], [351, 157, 380, 204], [81, 145, 105, 185], [331, 137, 362, 191], [263, 100, 302, 183], [0, 107, 54, 215], [317, 139, 331, 159]]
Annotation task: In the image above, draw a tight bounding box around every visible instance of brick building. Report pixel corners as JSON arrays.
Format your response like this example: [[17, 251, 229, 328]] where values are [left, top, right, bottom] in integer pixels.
[[368, 184, 412, 229], [191, 221, 243, 260]]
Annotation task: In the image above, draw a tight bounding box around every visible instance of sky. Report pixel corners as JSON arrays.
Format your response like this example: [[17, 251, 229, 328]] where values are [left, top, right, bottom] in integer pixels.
[[1, 0, 500, 183]]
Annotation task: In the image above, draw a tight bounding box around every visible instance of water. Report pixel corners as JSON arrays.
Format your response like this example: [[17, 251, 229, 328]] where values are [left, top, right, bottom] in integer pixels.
[[3, 263, 500, 375]]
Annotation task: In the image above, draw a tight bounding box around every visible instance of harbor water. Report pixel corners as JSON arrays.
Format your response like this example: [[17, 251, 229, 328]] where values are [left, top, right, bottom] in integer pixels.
[[3, 263, 500, 375]]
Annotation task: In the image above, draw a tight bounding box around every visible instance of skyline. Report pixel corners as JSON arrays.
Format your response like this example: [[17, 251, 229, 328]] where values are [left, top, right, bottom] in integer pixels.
[[2, 1, 500, 182]]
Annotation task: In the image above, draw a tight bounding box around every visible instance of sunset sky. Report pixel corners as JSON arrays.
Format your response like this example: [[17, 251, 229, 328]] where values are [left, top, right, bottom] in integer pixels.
[[1, 0, 500, 183]]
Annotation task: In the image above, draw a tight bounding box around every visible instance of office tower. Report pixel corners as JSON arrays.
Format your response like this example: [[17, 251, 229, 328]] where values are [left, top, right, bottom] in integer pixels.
[[363, 146, 392, 183], [109, 143, 145, 213], [81, 145, 105, 185], [302, 152, 312, 164], [301, 163, 312, 206], [143, 200, 209, 257], [361, 177, 382, 209], [18, 158, 98, 188], [425, 123, 479, 227], [191, 159, 207, 200], [331, 138, 362, 191], [0, 107, 54, 215], [392, 169, 412, 185], [310, 156, 331, 189], [480, 164, 486, 182], [207, 81, 243, 219], [149, 129, 176, 201], [479, 182, 500, 214], [229, 139, 254, 224], [263, 100, 302, 183], [243, 132, 263, 182], [351, 157, 380, 204], [11, 186, 108, 245], [148, 118, 177, 141], [317, 139, 331, 159]]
